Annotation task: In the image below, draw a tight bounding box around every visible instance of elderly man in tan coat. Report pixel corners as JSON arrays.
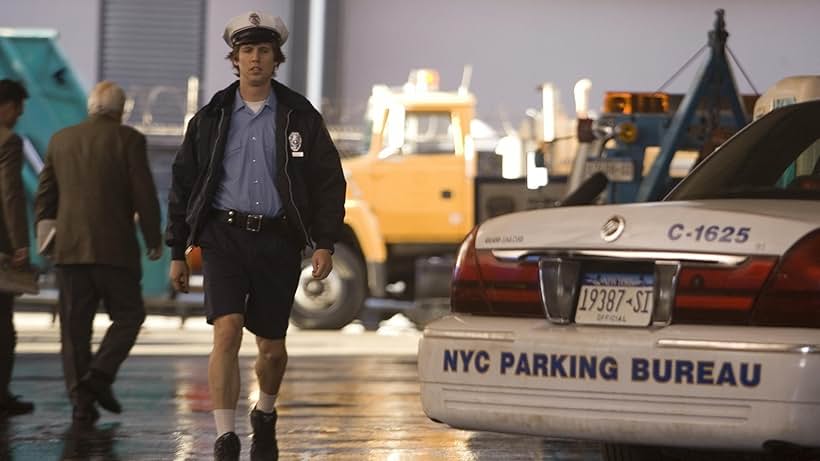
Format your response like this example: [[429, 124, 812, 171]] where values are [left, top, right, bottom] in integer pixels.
[[35, 81, 163, 424]]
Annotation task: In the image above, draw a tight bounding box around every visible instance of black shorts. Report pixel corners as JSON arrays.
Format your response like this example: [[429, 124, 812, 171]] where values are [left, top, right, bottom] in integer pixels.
[[199, 217, 302, 339]]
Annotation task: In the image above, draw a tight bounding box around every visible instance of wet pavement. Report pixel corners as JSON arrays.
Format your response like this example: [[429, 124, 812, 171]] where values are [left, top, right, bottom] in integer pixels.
[[2, 314, 602, 460]]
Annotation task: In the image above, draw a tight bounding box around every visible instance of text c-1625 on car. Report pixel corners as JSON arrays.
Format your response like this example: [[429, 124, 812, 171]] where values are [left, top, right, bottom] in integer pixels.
[[417, 97, 820, 460]]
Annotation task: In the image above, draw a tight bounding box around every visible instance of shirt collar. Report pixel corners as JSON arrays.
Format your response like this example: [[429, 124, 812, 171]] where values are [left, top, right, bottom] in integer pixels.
[[233, 88, 277, 113]]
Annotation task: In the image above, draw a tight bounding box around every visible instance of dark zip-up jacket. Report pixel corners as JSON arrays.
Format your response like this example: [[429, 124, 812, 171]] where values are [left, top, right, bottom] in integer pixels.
[[165, 80, 346, 260]]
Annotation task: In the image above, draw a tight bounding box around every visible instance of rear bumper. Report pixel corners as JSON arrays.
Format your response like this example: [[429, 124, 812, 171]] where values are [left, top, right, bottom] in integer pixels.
[[417, 315, 820, 450]]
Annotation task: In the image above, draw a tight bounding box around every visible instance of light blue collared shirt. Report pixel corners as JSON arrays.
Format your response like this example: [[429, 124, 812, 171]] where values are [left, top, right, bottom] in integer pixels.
[[214, 89, 283, 217]]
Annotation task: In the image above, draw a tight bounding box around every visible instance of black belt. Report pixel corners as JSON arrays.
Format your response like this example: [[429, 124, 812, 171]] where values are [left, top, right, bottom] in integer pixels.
[[212, 209, 289, 234]]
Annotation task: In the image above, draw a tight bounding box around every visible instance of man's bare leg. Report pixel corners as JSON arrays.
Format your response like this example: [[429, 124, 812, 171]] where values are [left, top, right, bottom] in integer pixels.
[[209, 313, 244, 436], [250, 336, 286, 458], [255, 337, 287, 401]]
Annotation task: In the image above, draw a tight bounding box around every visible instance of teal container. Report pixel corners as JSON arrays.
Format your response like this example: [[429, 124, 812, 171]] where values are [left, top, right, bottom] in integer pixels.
[[0, 29, 87, 271], [0, 29, 170, 299]]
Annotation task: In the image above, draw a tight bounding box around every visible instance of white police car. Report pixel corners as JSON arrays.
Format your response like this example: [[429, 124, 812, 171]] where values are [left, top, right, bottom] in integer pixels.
[[418, 97, 820, 459]]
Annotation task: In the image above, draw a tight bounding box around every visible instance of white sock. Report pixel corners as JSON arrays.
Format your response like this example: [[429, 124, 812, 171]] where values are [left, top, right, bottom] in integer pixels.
[[214, 409, 236, 437], [256, 392, 277, 414]]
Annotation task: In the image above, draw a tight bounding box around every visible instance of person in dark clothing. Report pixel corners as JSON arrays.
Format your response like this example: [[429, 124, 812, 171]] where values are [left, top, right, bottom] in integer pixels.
[[0, 79, 34, 417], [35, 81, 163, 424], [166, 11, 346, 461]]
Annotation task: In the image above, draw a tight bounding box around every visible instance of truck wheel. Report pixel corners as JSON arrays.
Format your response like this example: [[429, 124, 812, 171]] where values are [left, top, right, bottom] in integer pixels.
[[290, 243, 365, 330]]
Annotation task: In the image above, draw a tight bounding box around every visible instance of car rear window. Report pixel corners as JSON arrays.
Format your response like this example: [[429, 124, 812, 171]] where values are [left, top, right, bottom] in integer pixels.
[[666, 100, 820, 201]]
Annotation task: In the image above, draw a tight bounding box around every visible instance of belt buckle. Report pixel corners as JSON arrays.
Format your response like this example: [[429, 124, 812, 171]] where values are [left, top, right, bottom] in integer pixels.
[[245, 214, 263, 232]]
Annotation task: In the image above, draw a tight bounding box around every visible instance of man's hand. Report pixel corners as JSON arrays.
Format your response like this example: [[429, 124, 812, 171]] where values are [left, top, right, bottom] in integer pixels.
[[169, 260, 190, 293], [147, 246, 162, 261], [10, 247, 28, 268], [312, 249, 333, 280]]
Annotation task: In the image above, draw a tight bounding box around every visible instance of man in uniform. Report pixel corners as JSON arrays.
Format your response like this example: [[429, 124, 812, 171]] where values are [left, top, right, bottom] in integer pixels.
[[0, 79, 34, 417], [166, 11, 346, 461], [35, 81, 163, 424]]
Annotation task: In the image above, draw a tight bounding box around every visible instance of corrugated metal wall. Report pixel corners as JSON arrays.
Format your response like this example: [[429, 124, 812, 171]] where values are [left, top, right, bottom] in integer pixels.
[[100, 0, 205, 126]]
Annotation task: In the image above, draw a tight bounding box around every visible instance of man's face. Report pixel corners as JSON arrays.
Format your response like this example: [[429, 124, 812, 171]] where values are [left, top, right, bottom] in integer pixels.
[[0, 101, 23, 129], [234, 43, 276, 87]]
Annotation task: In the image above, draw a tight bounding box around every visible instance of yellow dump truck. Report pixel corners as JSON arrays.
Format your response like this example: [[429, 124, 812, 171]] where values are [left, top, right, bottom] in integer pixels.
[[291, 70, 569, 329]]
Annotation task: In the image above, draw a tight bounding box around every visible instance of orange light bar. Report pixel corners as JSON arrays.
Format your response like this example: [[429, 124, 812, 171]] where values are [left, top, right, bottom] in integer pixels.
[[603, 92, 670, 114]]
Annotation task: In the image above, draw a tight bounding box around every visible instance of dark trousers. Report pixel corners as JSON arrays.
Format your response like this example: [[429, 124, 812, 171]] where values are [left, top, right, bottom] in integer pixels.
[[0, 292, 15, 396], [57, 265, 145, 401]]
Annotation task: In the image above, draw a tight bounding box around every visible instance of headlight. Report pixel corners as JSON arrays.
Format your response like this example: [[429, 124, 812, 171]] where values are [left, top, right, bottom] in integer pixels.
[[616, 121, 639, 144]]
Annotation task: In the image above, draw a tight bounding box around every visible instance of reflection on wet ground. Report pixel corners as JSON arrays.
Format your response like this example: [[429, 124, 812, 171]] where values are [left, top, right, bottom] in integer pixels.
[[0, 354, 602, 460]]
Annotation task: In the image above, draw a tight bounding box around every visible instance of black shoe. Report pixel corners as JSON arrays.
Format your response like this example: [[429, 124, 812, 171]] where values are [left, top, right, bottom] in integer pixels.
[[80, 371, 122, 414], [0, 394, 34, 416], [214, 431, 240, 461], [250, 408, 278, 461], [72, 402, 100, 426], [71, 384, 100, 427]]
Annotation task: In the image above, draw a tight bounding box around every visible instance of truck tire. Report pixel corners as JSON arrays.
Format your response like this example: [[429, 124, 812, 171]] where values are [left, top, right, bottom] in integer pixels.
[[290, 243, 366, 330]]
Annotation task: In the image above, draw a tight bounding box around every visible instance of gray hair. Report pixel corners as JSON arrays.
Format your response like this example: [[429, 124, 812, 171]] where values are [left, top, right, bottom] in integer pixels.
[[87, 81, 126, 118]]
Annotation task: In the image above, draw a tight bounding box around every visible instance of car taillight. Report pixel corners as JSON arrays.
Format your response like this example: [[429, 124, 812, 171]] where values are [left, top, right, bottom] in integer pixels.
[[477, 251, 541, 316], [450, 227, 542, 316], [754, 229, 820, 327], [673, 257, 777, 324], [451, 228, 491, 314]]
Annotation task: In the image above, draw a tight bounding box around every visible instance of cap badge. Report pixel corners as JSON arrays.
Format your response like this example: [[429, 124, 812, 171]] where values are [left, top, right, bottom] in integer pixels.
[[249, 13, 261, 26], [289, 132, 303, 152], [600, 215, 626, 242]]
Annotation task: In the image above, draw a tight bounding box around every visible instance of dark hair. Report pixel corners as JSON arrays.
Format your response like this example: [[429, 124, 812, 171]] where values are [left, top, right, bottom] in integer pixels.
[[0, 80, 28, 105], [225, 41, 287, 77]]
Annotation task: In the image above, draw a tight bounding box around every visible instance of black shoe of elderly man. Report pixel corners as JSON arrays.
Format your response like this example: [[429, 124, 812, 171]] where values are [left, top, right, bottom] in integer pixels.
[[71, 387, 100, 427], [79, 370, 122, 414]]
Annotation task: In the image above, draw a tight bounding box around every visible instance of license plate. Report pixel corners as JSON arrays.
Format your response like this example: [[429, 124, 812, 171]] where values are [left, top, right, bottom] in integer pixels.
[[575, 272, 654, 326], [584, 158, 635, 182]]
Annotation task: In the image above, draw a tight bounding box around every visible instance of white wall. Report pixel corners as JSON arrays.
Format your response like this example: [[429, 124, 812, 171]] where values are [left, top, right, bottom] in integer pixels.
[[204, 0, 293, 99], [0, 0, 101, 91], [336, 0, 820, 129]]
